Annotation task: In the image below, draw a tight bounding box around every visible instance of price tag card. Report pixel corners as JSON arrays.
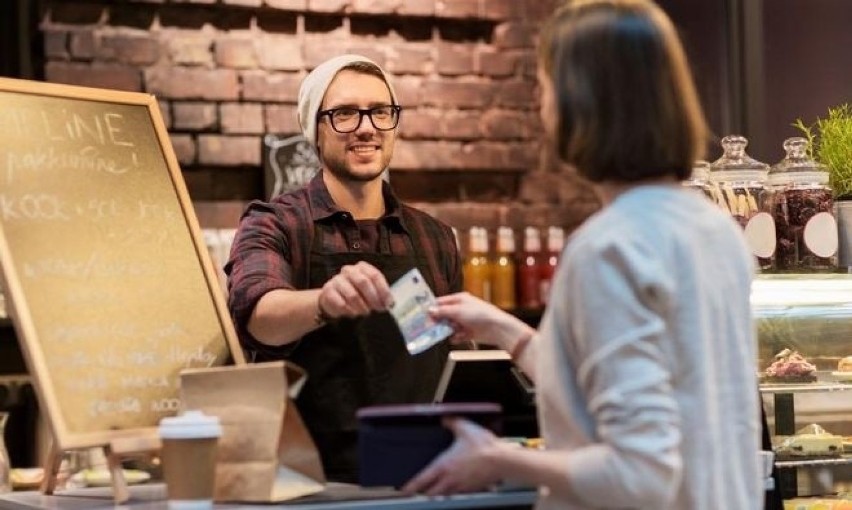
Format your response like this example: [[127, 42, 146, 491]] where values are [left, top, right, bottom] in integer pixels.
[[389, 268, 454, 355]]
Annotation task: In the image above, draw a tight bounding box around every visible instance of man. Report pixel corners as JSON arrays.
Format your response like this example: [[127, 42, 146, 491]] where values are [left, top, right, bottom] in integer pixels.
[[225, 55, 462, 483]]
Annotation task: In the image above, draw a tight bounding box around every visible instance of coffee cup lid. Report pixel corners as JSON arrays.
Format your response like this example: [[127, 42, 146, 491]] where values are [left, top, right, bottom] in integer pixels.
[[159, 410, 222, 439]]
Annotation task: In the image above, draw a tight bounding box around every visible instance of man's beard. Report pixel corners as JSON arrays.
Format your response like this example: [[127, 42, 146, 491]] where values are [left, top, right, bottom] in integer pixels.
[[322, 152, 389, 183]]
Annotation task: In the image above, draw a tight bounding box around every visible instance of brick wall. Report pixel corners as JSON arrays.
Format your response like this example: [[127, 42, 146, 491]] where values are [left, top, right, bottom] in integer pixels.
[[40, 0, 599, 235]]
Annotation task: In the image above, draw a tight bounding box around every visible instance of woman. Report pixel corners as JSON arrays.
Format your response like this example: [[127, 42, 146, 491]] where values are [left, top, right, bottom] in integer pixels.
[[403, 1, 762, 508]]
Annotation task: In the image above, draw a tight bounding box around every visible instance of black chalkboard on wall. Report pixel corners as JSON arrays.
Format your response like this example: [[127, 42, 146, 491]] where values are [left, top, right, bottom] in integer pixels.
[[0, 77, 245, 456]]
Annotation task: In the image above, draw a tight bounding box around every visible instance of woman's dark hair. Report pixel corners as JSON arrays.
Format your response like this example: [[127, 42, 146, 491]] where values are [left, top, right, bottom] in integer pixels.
[[539, 0, 708, 182]]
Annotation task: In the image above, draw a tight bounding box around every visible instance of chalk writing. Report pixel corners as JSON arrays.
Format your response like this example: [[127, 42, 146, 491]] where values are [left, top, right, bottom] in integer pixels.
[[166, 345, 217, 368], [0, 193, 71, 221], [65, 375, 108, 391], [150, 398, 180, 413], [22, 254, 160, 279], [120, 375, 170, 389], [5, 145, 139, 185], [51, 323, 139, 344], [89, 397, 142, 418]]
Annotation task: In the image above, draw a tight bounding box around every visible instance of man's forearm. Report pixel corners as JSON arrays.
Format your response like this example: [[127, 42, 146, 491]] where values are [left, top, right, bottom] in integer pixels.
[[247, 288, 324, 346]]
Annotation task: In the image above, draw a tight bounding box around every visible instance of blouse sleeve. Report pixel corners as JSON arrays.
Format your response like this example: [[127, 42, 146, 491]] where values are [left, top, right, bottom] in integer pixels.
[[560, 239, 683, 508]]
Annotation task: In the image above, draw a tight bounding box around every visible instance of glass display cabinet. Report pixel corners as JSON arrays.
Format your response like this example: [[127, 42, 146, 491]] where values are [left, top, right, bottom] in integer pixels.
[[754, 274, 852, 499]]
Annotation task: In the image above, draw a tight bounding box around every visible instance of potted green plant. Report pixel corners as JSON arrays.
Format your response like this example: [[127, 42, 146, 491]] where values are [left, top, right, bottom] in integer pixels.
[[794, 104, 852, 267]]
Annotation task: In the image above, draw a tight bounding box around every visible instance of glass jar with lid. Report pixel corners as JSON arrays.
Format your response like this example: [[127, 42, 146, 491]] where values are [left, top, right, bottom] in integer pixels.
[[709, 135, 775, 270], [682, 160, 714, 199], [768, 137, 838, 272]]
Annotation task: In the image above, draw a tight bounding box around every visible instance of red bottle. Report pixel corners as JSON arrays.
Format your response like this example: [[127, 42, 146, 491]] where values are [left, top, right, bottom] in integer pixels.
[[518, 227, 543, 310]]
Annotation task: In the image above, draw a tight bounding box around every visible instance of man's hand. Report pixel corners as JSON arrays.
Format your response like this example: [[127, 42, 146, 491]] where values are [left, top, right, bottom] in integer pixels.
[[318, 261, 394, 319]]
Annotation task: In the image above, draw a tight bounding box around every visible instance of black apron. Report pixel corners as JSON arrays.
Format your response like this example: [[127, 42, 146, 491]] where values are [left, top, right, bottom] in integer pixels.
[[288, 220, 449, 483]]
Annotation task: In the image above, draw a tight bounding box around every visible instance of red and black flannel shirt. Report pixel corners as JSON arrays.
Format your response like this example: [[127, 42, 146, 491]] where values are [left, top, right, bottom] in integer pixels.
[[224, 173, 463, 354]]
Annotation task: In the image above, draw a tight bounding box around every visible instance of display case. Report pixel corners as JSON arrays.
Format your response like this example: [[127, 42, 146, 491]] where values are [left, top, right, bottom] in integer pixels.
[[754, 274, 852, 500]]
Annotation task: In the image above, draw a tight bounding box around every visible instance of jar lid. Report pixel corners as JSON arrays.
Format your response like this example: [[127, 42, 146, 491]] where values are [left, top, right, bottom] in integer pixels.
[[709, 135, 769, 182], [767, 137, 829, 185], [686, 160, 710, 182], [159, 410, 222, 439]]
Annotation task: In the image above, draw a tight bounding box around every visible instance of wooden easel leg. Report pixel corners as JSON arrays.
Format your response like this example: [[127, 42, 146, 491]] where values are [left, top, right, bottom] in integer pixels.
[[39, 442, 62, 495], [104, 445, 129, 504]]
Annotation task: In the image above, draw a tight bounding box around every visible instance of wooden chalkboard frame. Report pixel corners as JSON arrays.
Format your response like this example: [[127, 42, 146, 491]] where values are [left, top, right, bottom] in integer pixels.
[[0, 77, 246, 458]]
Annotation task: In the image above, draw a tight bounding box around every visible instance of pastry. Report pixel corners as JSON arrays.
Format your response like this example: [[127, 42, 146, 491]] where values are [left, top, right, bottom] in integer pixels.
[[763, 348, 817, 383], [776, 424, 842, 457], [838, 356, 852, 372]]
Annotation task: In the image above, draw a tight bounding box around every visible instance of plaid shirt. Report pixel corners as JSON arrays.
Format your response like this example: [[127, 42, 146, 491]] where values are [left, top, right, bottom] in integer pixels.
[[225, 173, 462, 352]]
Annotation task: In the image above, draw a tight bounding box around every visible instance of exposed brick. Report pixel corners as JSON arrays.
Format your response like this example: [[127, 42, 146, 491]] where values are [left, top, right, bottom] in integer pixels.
[[257, 36, 303, 71], [345, 44, 388, 68], [351, 0, 402, 14], [44, 30, 69, 59], [224, 0, 262, 6], [505, 141, 539, 170], [264, 0, 308, 9], [481, 0, 521, 20], [173, 102, 219, 130], [69, 30, 97, 59], [214, 38, 257, 68], [307, 0, 351, 13], [399, 0, 434, 16], [45, 61, 142, 92], [170, 133, 197, 166], [385, 44, 432, 75], [392, 76, 423, 107], [158, 99, 172, 128], [421, 80, 493, 109], [436, 43, 474, 76], [167, 34, 213, 65], [480, 109, 527, 140], [264, 104, 301, 134], [49, 3, 104, 24], [398, 109, 442, 139], [241, 71, 302, 102], [220, 103, 265, 134], [199, 135, 262, 166], [100, 34, 160, 65], [303, 38, 349, 69], [435, 0, 478, 18], [458, 141, 510, 169], [441, 110, 482, 140], [494, 22, 535, 49], [145, 67, 239, 100], [393, 140, 463, 169], [518, 52, 538, 79], [477, 47, 517, 77], [494, 80, 536, 108]]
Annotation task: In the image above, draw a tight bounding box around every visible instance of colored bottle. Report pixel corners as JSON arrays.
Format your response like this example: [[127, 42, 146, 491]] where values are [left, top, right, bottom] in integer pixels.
[[518, 227, 543, 310], [463, 227, 491, 301], [540, 226, 564, 306], [491, 226, 517, 310]]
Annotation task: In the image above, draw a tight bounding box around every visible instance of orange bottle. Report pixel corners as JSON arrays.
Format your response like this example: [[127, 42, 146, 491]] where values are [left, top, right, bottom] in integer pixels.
[[540, 226, 564, 306], [463, 227, 491, 301], [518, 227, 543, 310], [490, 226, 517, 310]]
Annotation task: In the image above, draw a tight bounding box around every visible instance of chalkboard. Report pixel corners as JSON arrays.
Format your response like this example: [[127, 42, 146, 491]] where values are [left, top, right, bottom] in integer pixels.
[[0, 77, 245, 450]]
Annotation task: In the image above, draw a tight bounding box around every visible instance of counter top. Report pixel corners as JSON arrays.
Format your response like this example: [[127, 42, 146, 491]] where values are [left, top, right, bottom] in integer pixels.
[[0, 483, 537, 510]]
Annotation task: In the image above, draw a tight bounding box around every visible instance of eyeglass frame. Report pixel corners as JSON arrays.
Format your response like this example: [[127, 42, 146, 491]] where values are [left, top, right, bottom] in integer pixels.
[[316, 105, 402, 133]]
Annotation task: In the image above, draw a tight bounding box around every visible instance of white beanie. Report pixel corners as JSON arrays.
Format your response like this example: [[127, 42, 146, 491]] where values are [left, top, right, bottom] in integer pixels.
[[297, 54, 399, 149]]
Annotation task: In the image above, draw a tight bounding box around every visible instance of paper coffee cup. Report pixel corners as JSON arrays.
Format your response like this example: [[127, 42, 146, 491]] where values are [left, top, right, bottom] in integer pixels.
[[159, 411, 222, 510]]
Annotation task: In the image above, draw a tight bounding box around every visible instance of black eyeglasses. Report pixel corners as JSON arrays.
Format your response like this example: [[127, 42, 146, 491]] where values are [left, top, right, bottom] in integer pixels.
[[317, 105, 401, 133]]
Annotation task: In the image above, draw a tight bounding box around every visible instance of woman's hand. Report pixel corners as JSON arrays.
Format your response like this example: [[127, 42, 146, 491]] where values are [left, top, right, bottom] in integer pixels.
[[430, 292, 534, 350], [402, 417, 503, 496]]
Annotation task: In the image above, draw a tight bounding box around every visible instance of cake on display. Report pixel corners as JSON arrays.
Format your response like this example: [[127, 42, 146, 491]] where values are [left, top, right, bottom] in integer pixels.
[[763, 348, 817, 383]]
